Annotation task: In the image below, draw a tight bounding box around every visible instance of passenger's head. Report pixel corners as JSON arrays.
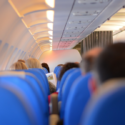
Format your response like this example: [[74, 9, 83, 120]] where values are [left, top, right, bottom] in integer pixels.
[[58, 62, 79, 81], [10, 62, 28, 70], [57, 64, 64, 67], [26, 58, 43, 69], [80, 47, 102, 74], [41, 63, 50, 73], [94, 43, 125, 84], [18, 59, 25, 63]]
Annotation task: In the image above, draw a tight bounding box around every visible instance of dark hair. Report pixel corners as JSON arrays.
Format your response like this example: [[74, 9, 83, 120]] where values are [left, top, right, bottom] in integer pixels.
[[95, 43, 125, 83], [41, 63, 50, 73], [57, 64, 64, 67], [58, 62, 79, 81]]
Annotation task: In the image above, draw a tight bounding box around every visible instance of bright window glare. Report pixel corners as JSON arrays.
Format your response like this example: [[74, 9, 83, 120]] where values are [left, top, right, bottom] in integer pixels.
[[47, 10, 54, 22], [47, 23, 53, 30], [49, 40, 52, 42], [45, 0, 55, 8], [48, 31, 53, 35], [50, 46, 52, 50]]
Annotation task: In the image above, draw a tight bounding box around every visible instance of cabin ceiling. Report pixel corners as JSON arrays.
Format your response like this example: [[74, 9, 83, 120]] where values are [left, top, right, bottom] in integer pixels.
[[0, 0, 125, 63], [96, 8, 125, 32], [8, 0, 125, 53]]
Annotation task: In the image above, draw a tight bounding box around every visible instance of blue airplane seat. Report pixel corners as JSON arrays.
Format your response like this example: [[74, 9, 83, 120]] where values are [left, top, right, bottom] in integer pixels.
[[54, 66, 62, 91], [23, 69, 50, 95], [60, 68, 82, 119], [56, 80, 60, 91], [64, 73, 92, 125], [0, 76, 47, 125], [0, 86, 33, 125], [58, 68, 77, 101], [55, 66, 62, 78], [54, 66, 60, 73], [32, 68, 50, 85], [81, 83, 125, 125], [43, 67, 48, 74]]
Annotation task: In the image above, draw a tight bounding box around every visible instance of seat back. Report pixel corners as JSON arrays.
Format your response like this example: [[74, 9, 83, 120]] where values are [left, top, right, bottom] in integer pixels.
[[0, 76, 46, 125], [60, 68, 82, 119], [0, 85, 34, 125], [43, 67, 49, 74], [22, 69, 50, 95], [0, 71, 49, 124], [64, 73, 92, 125], [54, 66, 61, 74], [81, 79, 125, 125], [58, 68, 76, 101]]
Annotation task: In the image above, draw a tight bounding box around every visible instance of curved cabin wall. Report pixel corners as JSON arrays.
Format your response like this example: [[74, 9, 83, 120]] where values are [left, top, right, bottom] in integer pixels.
[[113, 31, 125, 43], [39, 49, 82, 72], [0, 0, 41, 70]]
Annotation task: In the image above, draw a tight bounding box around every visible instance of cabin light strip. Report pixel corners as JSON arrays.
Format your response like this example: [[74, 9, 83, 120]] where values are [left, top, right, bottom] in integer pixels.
[[9, 0, 55, 51]]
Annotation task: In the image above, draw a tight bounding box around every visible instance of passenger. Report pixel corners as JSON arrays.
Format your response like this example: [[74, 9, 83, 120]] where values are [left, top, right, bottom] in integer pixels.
[[94, 43, 125, 84], [80, 47, 103, 74], [41, 63, 50, 73], [26, 58, 56, 94], [59, 48, 103, 125], [25, 58, 43, 69], [10, 61, 28, 70], [80, 47, 103, 91], [48, 62, 79, 104], [58, 62, 79, 81]]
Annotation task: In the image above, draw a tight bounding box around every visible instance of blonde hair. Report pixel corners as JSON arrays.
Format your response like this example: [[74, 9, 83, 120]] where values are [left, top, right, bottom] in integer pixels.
[[10, 62, 28, 70], [25, 58, 43, 69], [18, 59, 25, 63]]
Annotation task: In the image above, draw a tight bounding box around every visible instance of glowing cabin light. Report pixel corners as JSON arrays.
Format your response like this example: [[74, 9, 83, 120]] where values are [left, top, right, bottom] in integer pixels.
[[45, 0, 55, 8], [49, 40, 52, 42], [48, 31, 53, 35], [47, 10, 54, 22], [50, 46, 52, 50], [49, 36, 53, 39], [47, 23, 53, 30]]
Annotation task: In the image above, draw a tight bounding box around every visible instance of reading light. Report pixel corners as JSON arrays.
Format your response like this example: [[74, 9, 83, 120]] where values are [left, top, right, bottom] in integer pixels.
[[47, 23, 53, 30], [49, 36, 53, 39], [47, 10, 54, 22], [45, 0, 55, 8], [48, 31, 53, 35], [49, 40, 52, 42]]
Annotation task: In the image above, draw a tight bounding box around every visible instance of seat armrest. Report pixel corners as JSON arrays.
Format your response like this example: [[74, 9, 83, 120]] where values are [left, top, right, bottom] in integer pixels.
[[50, 94, 58, 114]]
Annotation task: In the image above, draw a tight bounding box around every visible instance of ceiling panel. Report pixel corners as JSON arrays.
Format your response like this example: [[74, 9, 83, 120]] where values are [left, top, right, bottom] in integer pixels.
[[22, 11, 54, 28], [29, 23, 53, 35], [9, 0, 54, 17], [9, 0, 125, 52]]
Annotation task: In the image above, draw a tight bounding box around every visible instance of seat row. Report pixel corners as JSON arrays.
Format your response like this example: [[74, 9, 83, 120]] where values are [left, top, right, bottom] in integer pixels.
[[53, 66, 125, 125], [0, 68, 49, 125]]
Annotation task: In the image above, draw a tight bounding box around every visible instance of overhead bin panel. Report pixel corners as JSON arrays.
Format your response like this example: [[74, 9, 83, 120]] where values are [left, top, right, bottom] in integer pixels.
[[9, 0, 55, 52], [29, 23, 53, 35], [9, 0, 54, 17], [22, 10, 54, 28], [96, 8, 125, 32], [33, 31, 50, 40], [38, 42, 51, 47], [58, 0, 113, 50], [38, 40, 51, 44], [36, 37, 51, 43]]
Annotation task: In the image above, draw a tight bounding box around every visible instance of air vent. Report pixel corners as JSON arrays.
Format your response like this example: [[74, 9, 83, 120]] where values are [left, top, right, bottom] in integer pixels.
[[73, 10, 101, 16], [78, 0, 112, 4]]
